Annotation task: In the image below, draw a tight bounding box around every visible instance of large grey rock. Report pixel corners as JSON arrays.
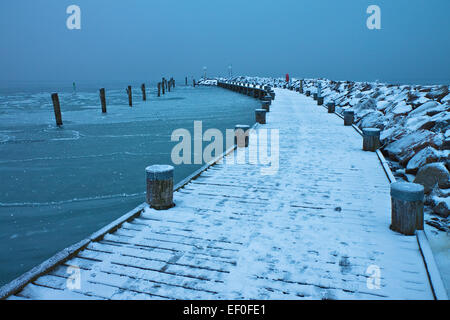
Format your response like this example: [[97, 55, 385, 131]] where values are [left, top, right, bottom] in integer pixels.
[[384, 130, 442, 165], [425, 86, 448, 101], [408, 101, 441, 118], [406, 146, 442, 173], [358, 111, 386, 130], [391, 101, 412, 116], [353, 98, 377, 118], [414, 162, 450, 194], [432, 198, 449, 218]]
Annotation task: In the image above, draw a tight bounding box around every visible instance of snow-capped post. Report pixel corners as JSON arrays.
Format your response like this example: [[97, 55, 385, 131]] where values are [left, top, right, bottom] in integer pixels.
[[390, 182, 424, 235], [146, 165, 175, 210], [235, 125, 250, 148], [344, 110, 354, 126], [51, 93, 63, 126], [263, 94, 272, 105], [362, 128, 381, 151], [127, 86, 132, 107], [255, 109, 267, 124], [299, 80, 303, 93], [157, 82, 161, 97], [141, 84, 146, 101], [327, 102, 335, 113], [262, 101, 270, 112], [99, 88, 107, 113]]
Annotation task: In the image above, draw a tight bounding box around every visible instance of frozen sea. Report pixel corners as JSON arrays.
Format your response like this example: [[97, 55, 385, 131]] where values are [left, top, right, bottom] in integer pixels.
[[0, 82, 260, 287]]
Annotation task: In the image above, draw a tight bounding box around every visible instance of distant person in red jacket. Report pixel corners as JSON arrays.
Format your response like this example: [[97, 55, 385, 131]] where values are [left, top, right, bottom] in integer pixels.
[[286, 73, 290, 83]]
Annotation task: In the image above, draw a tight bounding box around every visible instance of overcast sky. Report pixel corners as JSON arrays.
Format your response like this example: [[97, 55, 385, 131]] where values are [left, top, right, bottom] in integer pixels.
[[1, 0, 449, 84]]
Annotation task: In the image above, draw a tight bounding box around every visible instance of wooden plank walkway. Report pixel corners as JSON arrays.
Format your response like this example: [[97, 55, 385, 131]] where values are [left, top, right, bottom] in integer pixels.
[[4, 88, 434, 300]]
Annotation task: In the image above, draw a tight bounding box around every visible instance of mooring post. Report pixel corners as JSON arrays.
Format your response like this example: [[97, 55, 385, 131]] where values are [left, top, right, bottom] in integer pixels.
[[185, 77, 188, 86], [317, 96, 324, 105], [390, 182, 424, 235], [255, 109, 267, 124], [343, 110, 354, 126], [162, 79, 165, 95], [51, 93, 63, 126], [99, 88, 107, 113], [362, 128, 381, 152], [327, 102, 335, 113], [262, 101, 270, 112], [313, 93, 318, 100], [146, 165, 175, 210], [141, 84, 146, 101], [157, 82, 161, 97], [193, 79, 196, 87], [305, 90, 311, 97], [168, 80, 171, 92], [299, 80, 304, 93], [127, 86, 132, 107], [235, 125, 250, 148]]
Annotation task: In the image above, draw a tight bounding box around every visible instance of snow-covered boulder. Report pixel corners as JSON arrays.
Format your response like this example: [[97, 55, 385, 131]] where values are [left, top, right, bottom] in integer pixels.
[[391, 101, 412, 116], [351, 98, 377, 119], [432, 197, 450, 218], [358, 111, 386, 130], [426, 86, 448, 101], [408, 101, 441, 118], [384, 130, 441, 165], [376, 100, 391, 112], [405, 146, 442, 173], [414, 162, 450, 194]]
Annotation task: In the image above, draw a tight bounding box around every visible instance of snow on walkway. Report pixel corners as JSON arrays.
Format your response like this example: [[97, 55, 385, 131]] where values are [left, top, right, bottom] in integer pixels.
[[8, 89, 434, 300]]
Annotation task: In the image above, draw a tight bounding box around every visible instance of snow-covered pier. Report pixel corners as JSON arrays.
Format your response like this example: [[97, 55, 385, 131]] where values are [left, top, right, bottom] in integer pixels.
[[0, 88, 445, 300]]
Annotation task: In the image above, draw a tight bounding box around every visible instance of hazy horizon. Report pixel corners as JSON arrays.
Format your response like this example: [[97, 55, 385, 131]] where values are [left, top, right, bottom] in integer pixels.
[[1, 0, 449, 85]]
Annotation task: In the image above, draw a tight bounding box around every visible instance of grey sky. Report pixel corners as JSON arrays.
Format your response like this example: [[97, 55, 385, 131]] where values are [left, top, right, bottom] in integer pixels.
[[1, 0, 449, 84]]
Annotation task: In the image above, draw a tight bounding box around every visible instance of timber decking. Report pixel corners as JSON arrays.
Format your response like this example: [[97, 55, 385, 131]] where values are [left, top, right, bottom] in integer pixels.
[[3, 88, 435, 300]]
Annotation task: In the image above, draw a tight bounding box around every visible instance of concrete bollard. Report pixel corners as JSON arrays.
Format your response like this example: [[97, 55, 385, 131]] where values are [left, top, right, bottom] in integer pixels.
[[262, 101, 270, 112], [234, 125, 250, 148], [317, 96, 324, 105], [305, 90, 311, 97], [362, 128, 381, 152], [99, 88, 107, 113], [327, 102, 335, 113], [157, 82, 161, 97], [255, 109, 267, 124], [146, 165, 174, 210], [344, 110, 354, 126], [51, 93, 63, 126], [390, 182, 424, 235], [313, 93, 318, 100]]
